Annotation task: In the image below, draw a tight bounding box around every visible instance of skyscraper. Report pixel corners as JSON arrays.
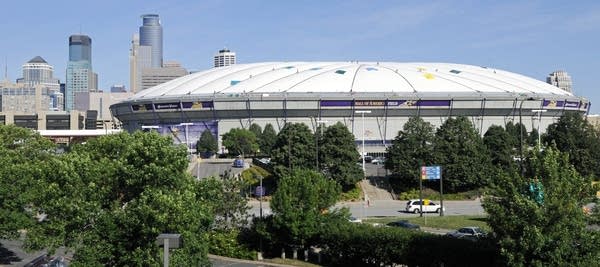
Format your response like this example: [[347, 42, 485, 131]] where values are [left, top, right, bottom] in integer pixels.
[[141, 61, 187, 90], [139, 14, 163, 68], [66, 34, 97, 111], [546, 70, 573, 93], [16, 56, 62, 111], [69, 35, 92, 63], [213, 48, 236, 68], [18, 56, 60, 89], [130, 14, 164, 93]]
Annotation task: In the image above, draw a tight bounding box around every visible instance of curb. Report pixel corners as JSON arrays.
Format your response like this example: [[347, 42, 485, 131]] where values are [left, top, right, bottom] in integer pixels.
[[208, 254, 298, 267]]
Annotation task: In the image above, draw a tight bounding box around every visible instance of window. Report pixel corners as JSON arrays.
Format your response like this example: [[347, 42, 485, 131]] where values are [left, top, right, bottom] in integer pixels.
[[335, 70, 346, 75]]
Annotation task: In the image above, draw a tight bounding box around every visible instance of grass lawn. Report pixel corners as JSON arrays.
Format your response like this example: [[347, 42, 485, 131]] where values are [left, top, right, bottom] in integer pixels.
[[365, 215, 490, 231]]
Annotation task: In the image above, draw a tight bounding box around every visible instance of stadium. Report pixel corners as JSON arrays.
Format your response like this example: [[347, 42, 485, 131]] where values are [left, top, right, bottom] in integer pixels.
[[110, 62, 590, 154]]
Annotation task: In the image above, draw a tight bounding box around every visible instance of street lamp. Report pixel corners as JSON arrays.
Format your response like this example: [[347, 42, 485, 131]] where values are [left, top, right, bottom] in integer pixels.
[[315, 119, 328, 171], [531, 109, 547, 151], [179, 122, 194, 155], [355, 110, 371, 178], [518, 97, 535, 177]]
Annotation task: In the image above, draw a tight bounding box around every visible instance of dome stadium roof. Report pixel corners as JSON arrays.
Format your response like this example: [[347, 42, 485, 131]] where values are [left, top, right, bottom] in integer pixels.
[[131, 62, 574, 100]]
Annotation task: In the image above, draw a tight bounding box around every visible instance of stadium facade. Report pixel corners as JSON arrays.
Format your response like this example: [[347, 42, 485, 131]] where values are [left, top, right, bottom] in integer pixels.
[[110, 62, 590, 154]]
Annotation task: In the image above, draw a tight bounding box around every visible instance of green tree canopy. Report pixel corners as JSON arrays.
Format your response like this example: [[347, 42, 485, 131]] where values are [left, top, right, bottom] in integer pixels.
[[483, 125, 515, 169], [196, 176, 250, 231], [270, 169, 344, 247], [319, 122, 363, 189], [543, 112, 600, 178], [249, 123, 263, 154], [505, 121, 529, 154], [260, 123, 277, 156], [270, 123, 316, 175], [222, 128, 259, 157], [0, 125, 56, 238], [196, 130, 218, 157], [25, 131, 213, 266], [483, 147, 600, 266], [385, 116, 436, 190], [433, 116, 492, 192]]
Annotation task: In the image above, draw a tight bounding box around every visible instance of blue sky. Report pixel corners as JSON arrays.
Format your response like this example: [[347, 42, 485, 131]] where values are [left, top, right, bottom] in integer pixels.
[[2, 0, 600, 113]]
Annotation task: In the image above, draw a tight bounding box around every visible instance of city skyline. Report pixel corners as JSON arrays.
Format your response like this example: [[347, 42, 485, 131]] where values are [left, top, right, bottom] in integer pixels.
[[1, 1, 600, 113]]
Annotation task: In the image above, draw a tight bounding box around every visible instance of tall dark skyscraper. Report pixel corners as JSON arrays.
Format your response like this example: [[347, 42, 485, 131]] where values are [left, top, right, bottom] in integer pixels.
[[69, 35, 92, 64], [66, 34, 97, 111], [139, 14, 163, 68]]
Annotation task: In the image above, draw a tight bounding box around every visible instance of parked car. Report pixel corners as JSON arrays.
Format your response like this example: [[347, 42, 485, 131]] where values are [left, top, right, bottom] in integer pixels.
[[446, 227, 487, 240], [387, 220, 420, 230], [233, 158, 245, 168], [405, 199, 444, 213], [371, 157, 386, 165], [349, 216, 363, 223]]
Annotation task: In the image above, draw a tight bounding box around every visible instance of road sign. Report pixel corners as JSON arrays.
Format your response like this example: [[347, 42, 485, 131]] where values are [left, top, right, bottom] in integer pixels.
[[421, 166, 441, 180], [255, 186, 265, 197]]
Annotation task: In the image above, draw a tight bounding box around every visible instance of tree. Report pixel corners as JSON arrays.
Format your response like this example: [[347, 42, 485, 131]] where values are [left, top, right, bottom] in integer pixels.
[[544, 112, 600, 178], [260, 123, 277, 156], [483, 147, 600, 266], [270, 169, 345, 248], [0, 125, 56, 239], [505, 121, 528, 155], [222, 128, 259, 157], [385, 116, 435, 190], [483, 125, 515, 169], [433, 116, 492, 192], [249, 123, 263, 155], [319, 122, 363, 189], [196, 130, 218, 158], [196, 176, 251, 231], [25, 131, 213, 266], [270, 123, 315, 175], [528, 128, 540, 147]]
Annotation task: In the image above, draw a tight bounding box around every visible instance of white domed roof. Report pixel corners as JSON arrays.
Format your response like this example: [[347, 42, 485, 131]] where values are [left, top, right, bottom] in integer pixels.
[[131, 62, 573, 100]]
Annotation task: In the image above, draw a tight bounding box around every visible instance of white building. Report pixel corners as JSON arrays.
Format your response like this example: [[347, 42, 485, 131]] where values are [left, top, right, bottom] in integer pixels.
[[141, 61, 187, 90], [214, 48, 236, 68], [546, 70, 573, 93], [111, 62, 590, 153]]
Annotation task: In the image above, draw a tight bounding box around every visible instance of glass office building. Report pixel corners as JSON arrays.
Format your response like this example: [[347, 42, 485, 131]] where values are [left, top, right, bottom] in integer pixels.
[[139, 14, 163, 68]]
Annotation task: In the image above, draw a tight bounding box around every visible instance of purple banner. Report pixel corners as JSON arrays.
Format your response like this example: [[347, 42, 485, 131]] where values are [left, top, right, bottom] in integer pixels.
[[132, 101, 213, 111], [320, 100, 353, 107], [144, 121, 219, 150], [417, 100, 451, 107], [320, 100, 450, 107], [564, 101, 580, 109], [543, 100, 564, 108]]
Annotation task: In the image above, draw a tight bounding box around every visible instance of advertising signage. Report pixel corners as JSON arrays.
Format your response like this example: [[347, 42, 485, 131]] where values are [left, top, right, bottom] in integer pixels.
[[542, 100, 582, 109], [320, 99, 451, 107], [420, 166, 441, 180], [132, 101, 214, 112]]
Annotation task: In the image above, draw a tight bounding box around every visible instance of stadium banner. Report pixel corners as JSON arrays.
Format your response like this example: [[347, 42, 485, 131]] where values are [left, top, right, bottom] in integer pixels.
[[132, 101, 214, 112], [544, 100, 579, 108], [564, 100, 581, 109], [320, 100, 451, 107]]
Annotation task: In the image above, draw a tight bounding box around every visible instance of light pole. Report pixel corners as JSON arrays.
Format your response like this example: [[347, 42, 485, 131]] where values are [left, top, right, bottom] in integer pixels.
[[531, 109, 547, 151], [355, 110, 371, 178], [315, 119, 328, 171], [179, 122, 194, 155], [518, 97, 534, 177], [258, 174, 264, 260]]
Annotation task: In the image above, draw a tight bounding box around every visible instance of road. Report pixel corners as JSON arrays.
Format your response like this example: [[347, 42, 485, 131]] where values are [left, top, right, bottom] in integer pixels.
[[248, 199, 486, 219], [190, 158, 249, 179]]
